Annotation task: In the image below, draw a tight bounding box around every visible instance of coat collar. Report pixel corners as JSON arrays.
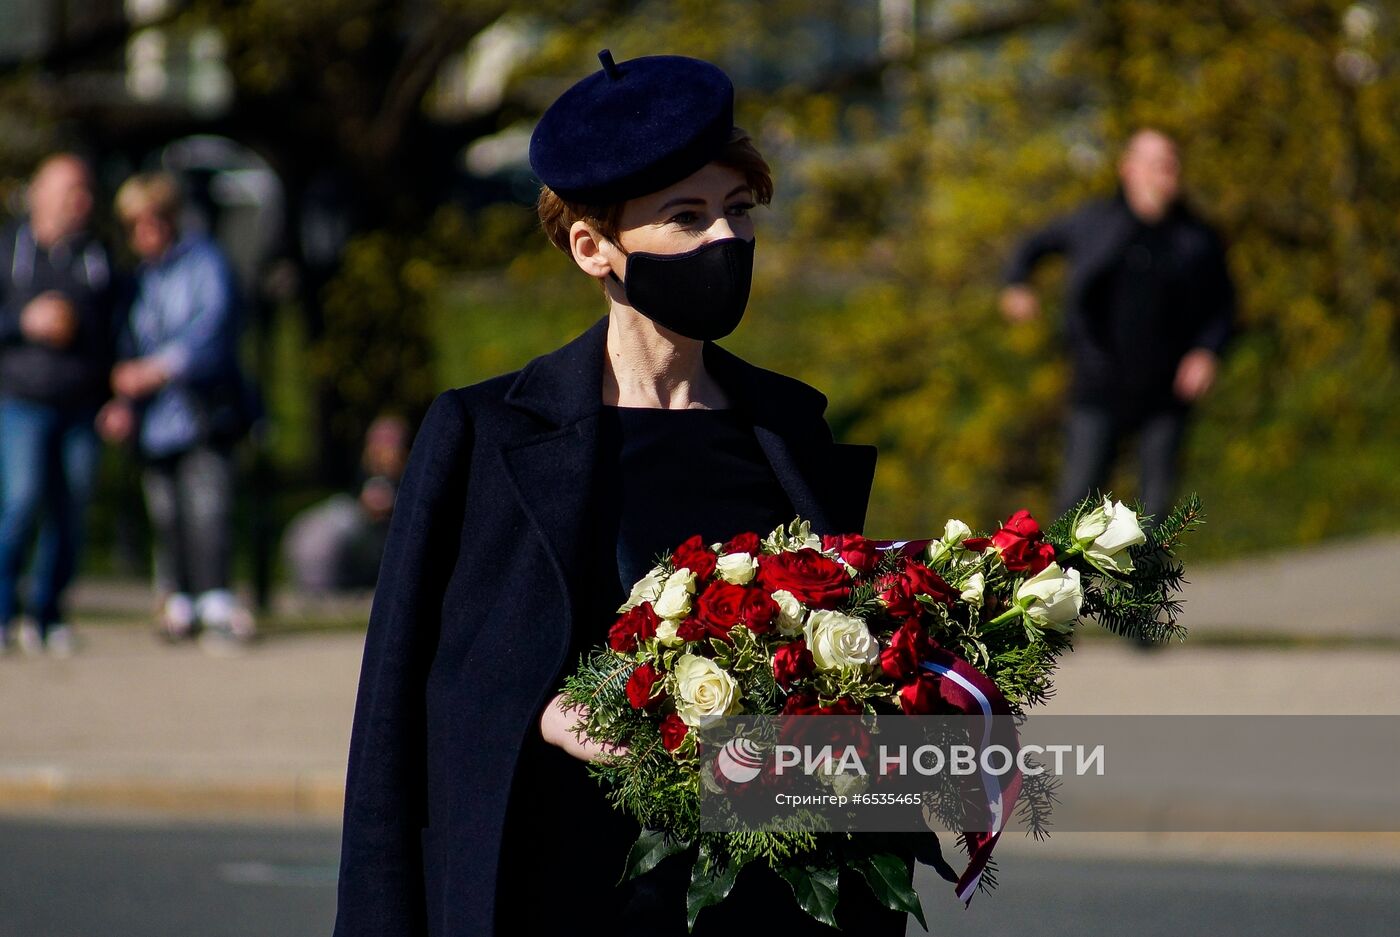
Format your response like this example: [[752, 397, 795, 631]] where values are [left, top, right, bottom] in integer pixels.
[[501, 313, 830, 433]]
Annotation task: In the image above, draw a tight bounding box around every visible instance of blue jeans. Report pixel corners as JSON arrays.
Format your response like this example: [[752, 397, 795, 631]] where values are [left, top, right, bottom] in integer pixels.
[[0, 397, 102, 632]]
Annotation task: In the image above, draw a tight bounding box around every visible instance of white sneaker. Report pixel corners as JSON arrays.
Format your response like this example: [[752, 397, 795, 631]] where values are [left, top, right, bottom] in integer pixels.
[[159, 593, 196, 642], [17, 621, 45, 657], [45, 624, 76, 658], [195, 589, 255, 654]]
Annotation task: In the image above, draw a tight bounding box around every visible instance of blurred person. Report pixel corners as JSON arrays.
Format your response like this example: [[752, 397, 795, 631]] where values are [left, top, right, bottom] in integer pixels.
[[283, 414, 410, 593], [999, 129, 1235, 522], [0, 154, 117, 657], [97, 172, 256, 649]]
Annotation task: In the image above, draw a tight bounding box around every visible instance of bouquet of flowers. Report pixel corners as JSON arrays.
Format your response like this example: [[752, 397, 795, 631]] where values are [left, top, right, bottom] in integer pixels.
[[560, 492, 1201, 930]]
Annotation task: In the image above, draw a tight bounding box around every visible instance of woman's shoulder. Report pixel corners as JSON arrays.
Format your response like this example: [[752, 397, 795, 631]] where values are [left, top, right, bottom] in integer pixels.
[[438, 370, 521, 413]]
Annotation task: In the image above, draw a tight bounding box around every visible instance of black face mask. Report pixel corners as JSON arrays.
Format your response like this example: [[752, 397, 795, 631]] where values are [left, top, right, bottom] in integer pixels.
[[608, 237, 755, 341]]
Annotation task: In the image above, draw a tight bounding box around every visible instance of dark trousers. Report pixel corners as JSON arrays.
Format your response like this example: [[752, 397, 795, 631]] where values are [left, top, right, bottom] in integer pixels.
[[0, 397, 101, 632], [141, 443, 235, 598], [1055, 403, 1189, 522]]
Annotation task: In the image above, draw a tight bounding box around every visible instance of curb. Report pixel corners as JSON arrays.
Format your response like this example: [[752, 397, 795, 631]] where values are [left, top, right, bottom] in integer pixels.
[[0, 769, 344, 819]]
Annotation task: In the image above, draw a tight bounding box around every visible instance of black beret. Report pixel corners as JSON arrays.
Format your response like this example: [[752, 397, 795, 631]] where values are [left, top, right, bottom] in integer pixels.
[[529, 50, 735, 204]]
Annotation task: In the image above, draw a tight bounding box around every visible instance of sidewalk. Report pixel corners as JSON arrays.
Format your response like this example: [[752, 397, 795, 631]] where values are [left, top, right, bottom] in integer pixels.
[[0, 532, 1397, 820], [1172, 532, 1400, 640], [0, 627, 361, 819]]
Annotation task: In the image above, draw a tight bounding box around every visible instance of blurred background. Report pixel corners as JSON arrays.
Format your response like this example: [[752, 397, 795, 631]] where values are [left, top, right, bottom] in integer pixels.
[[0, 2, 1398, 936]]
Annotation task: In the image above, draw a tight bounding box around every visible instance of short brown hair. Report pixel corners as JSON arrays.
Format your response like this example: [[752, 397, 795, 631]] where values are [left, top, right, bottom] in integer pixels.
[[535, 126, 774, 255]]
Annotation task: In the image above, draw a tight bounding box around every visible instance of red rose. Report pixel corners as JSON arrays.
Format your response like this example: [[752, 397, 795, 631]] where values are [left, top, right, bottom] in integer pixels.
[[904, 560, 958, 604], [880, 619, 936, 681], [675, 616, 707, 642], [625, 662, 664, 710], [659, 713, 689, 752], [781, 692, 863, 716], [998, 509, 1041, 539], [995, 537, 1055, 574], [722, 531, 761, 555], [608, 602, 660, 652], [988, 510, 1056, 573], [756, 548, 852, 609], [671, 534, 718, 579], [689, 582, 780, 641], [877, 559, 957, 619], [821, 533, 882, 574], [772, 639, 815, 690], [738, 587, 779, 633]]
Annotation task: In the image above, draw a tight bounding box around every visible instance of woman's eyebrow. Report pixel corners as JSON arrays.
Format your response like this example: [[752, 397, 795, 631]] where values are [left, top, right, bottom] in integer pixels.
[[655, 197, 705, 213], [654, 186, 753, 214]]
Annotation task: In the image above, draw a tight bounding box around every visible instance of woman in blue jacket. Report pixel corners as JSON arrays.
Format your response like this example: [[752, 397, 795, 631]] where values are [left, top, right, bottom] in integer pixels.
[[333, 51, 899, 936]]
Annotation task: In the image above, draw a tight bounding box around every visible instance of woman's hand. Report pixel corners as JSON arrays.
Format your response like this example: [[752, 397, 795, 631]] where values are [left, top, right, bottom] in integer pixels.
[[539, 693, 629, 763]]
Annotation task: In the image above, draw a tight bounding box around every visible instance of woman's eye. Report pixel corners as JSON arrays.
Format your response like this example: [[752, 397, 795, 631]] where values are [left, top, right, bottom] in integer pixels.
[[668, 211, 700, 225], [727, 203, 755, 216]]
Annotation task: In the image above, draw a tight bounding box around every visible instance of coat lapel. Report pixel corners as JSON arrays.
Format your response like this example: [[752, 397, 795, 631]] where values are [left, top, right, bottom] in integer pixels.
[[498, 317, 610, 593]]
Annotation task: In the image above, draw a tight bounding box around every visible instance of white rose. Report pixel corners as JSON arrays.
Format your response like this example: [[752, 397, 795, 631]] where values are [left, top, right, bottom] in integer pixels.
[[928, 518, 975, 567], [654, 568, 697, 620], [716, 552, 758, 585], [959, 571, 985, 609], [655, 618, 682, 647], [771, 589, 807, 636], [617, 563, 668, 613], [1016, 563, 1084, 634], [804, 609, 880, 672], [1075, 498, 1147, 573], [672, 654, 742, 728], [943, 518, 973, 543]]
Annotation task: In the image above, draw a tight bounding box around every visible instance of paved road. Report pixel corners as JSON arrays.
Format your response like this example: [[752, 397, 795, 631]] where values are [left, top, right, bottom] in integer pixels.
[[0, 816, 1395, 937]]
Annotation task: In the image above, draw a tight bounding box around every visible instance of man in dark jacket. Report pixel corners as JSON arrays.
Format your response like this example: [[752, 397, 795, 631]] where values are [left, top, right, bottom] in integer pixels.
[[0, 153, 116, 656], [999, 129, 1235, 522]]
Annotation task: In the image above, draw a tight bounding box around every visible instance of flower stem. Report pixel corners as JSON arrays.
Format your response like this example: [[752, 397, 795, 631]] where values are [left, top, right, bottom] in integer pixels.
[[984, 605, 1024, 630]]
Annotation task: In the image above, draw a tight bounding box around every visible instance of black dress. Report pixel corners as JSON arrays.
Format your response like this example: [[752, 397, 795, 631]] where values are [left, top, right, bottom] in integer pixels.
[[495, 405, 907, 936]]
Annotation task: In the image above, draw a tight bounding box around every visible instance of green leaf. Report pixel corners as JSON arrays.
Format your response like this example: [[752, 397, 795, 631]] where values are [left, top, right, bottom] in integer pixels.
[[620, 828, 689, 884], [776, 862, 841, 929], [686, 850, 741, 932], [857, 852, 928, 930]]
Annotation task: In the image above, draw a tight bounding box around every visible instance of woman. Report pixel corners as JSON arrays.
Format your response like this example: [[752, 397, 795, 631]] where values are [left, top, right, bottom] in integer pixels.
[[334, 51, 900, 936]]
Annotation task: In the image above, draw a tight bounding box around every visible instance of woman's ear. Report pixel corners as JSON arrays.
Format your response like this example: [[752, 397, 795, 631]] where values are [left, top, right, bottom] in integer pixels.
[[569, 221, 617, 280]]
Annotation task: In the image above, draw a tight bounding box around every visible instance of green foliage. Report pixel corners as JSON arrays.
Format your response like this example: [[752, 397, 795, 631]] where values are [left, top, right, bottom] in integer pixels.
[[4, 1, 1396, 557], [855, 851, 928, 930], [1078, 492, 1204, 642], [315, 206, 474, 445]]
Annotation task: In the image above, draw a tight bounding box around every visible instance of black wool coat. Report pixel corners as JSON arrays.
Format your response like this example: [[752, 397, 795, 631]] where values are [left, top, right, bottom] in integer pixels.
[[333, 313, 878, 937], [1002, 192, 1236, 406]]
